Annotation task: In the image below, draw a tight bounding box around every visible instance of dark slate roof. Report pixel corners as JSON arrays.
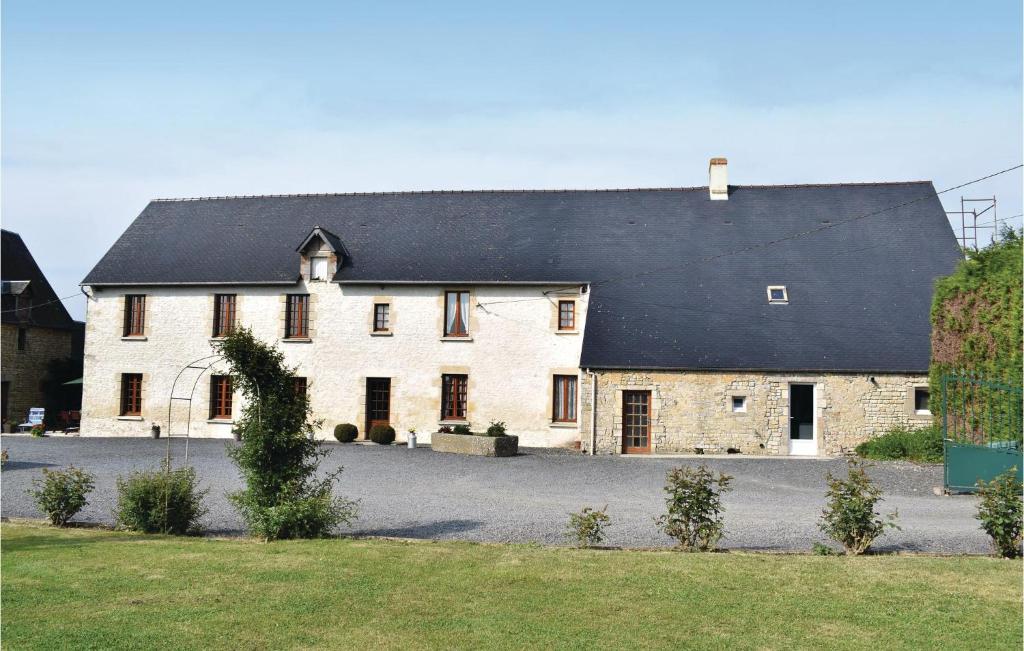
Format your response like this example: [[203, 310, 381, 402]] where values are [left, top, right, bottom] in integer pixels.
[[82, 183, 962, 372], [2, 230, 78, 330]]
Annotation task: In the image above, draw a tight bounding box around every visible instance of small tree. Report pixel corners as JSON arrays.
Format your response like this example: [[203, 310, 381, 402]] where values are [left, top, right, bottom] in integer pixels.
[[819, 459, 899, 555], [975, 468, 1022, 559], [215, 328, 357, 540], [656, 465, 732, 551], [28, 466, 95, 526], [566, 506, 611, 548]]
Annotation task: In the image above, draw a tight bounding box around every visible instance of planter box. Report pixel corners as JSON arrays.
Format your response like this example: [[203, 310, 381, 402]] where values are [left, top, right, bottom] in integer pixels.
[[432, 432, 519, 457]]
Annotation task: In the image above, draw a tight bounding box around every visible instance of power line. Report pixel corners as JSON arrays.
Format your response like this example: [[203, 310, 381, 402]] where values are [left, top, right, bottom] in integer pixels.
[[477, 163, 1023, 308], [0, 291, 84, 314]]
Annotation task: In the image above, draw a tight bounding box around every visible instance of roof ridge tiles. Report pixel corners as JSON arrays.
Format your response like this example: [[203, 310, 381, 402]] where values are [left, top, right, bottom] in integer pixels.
[[149, 180, 931, 203]]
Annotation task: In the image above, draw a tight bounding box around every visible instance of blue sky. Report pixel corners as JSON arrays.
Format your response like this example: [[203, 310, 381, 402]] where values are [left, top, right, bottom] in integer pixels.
[[3, 1, 1021, 319]]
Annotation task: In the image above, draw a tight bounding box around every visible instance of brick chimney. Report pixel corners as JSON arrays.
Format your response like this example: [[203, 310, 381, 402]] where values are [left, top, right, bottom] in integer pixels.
[[709, 157, 728, 201]]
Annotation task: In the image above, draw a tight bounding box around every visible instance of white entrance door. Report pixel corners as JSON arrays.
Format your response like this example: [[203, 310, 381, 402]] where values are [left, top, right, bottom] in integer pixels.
[[788, 384, 816, 455]]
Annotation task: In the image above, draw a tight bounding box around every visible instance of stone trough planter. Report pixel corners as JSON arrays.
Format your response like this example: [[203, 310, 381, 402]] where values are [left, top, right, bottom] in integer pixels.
[[431, 431, 519, 457]]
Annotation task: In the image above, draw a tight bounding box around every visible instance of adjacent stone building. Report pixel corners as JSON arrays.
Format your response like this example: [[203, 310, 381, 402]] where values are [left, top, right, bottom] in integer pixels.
[[2, 230, 84, 430], [79, 159, 960, 454]]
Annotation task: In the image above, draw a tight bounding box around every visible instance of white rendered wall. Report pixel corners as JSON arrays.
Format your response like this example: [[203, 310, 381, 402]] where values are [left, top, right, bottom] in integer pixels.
[[80, 281, 587, 447]]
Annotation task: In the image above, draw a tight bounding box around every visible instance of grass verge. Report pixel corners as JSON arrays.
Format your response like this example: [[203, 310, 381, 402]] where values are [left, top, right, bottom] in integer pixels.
[[2, 522, 1021, 650]]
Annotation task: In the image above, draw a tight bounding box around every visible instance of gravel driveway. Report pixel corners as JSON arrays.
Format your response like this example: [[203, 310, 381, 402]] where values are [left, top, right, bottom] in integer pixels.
[[0, 435, 990, 553]]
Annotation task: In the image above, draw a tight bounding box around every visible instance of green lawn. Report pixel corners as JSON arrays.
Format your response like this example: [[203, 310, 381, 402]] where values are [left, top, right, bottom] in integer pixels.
[[2, 522, 1021, 650]]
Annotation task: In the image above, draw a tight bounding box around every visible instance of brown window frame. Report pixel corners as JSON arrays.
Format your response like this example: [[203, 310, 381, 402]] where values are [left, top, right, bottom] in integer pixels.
[[285, 294, 310, 339], [441, 374, 468, 420], [444, 291, 470, 337], [558, 300, 576, 330], [552, 375, 577, 422], [123, 295, 146, 336], [293, 376, 308, 399], [373, 303, 391, 332], [213, 294, 237, 337], [120, 373, 143, 416], [210, 375, 233, 420]]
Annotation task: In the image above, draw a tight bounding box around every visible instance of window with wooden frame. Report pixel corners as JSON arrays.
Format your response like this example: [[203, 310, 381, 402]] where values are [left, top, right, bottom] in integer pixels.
[[213, 294, 237, 337], [209, 375, 233, 420], [120, 373, 143, 416], [293, 376, 308, 399], [285, 294, 310, 339], [558, 300, 576, 330], [552, 375, 577, 422], [123, 295, 146, 336], [443, 291, 470, 337], [373, 303, 391, 332], [441, 374, 468, 420]]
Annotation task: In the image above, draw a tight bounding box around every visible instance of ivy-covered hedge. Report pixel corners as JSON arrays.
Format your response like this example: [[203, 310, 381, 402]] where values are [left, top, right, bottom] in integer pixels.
[[929, 231, 1023, 420]]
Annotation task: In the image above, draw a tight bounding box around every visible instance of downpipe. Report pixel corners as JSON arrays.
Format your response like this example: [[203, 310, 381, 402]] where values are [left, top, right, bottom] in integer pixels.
[[587, 368, 597, 456]]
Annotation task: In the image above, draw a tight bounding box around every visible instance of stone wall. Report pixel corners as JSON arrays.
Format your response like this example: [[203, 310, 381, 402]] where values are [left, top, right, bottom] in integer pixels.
[[1, 323, 75, 428], [579, 370, 931, 456], [80, 282, 587, 447]]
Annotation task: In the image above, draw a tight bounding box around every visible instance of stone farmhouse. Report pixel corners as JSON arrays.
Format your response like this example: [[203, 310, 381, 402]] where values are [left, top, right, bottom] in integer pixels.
[[2, 229, 85, 430], [80, 160, 961, 455]]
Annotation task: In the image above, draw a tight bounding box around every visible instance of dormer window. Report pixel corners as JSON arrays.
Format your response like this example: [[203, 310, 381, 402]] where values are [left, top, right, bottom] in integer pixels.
[[767, 286, 788, 304], [296, 225, 344, 282], [310, 256, 329, 281]]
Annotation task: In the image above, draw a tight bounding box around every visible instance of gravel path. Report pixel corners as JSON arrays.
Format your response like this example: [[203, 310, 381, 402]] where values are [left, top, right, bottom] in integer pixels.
[[0, 435, 990, 553]]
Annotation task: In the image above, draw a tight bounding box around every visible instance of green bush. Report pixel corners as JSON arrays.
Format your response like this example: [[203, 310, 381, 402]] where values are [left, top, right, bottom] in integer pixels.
[[566, 506, 611, 547], [485, 421, 507, 437], [656, 465, 732, 551], [334, 423, 358, 443], [855, 425, 943, 463], [114, 463, 209, 535], [452, 424, 472, 435], [28, 466, 95, 526], [819, 459, 899, 555], [975, 468, 1022, 558], [30, 424, 45, 438], [231, 485, 357, 541], [369, 425, 396, 445]]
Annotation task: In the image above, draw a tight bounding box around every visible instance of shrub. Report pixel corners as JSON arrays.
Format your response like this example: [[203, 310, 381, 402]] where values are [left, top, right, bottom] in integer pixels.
[[114, 463, 209, 535], [369, 424, 396, 445], [855, 425, 943, 463], [232, 484, 357, 541], [30, 424, 45, 437], [975, 468, 1022, 558], [215, 329, 358, 541], [486, 421, 507, 437], [28, 466, 95, 526], [1, 448, 8, 469], [452, 424, 472, 435], [819, 459, 898, 555], [655, 465, 732, 551], [334, 423, 358, 443], [438, 425, 453, 433], [812, 542, 840, 556], [566, 506, 611, 547]]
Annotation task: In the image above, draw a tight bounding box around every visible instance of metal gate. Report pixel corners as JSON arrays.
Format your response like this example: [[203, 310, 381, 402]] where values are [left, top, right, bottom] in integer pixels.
[[943, 372, 1023, 492]]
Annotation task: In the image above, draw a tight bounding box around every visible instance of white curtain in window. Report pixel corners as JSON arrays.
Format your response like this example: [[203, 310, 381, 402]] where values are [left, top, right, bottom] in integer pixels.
[[458, 292, 469, 333], [555, 378, 565, 418], [567, 378, 576, 419], [446, 293, 457, 333], [310, 256, 328, 280]]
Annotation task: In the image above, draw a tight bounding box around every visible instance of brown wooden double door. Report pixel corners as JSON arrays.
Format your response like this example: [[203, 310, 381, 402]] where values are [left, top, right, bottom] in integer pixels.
[[622, 390, 651, 454], [365, 378, 391, 436]]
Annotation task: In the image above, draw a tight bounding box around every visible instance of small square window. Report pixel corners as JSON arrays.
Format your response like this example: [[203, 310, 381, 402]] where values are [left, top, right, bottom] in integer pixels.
[[914, 388, 930, 415], [731, 396, 747, 413], [767, 286, 788, 304]]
